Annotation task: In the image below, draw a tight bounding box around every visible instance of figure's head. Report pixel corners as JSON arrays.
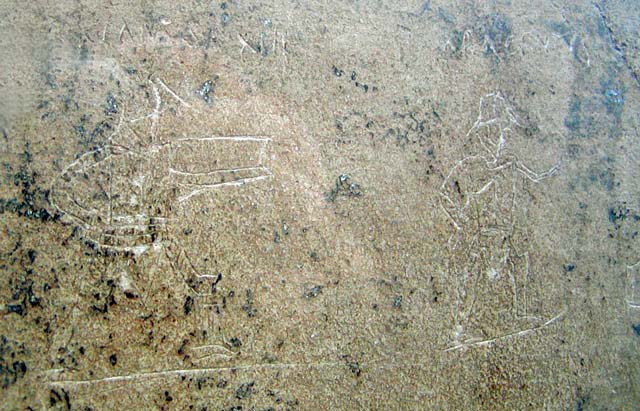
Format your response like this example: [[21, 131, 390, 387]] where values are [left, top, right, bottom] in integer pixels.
[[468, 92, 519, 160]]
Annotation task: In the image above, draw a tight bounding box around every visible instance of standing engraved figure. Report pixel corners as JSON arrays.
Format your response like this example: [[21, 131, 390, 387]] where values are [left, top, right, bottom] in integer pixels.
[[439, 93, 562, 350]]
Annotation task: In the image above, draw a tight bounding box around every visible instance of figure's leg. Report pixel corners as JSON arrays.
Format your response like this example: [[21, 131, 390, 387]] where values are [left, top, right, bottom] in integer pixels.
[[446, 229, 486, 345]]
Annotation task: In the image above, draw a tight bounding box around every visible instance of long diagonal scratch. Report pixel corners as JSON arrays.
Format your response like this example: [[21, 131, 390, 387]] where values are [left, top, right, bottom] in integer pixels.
[[48, 361, 343, 387]]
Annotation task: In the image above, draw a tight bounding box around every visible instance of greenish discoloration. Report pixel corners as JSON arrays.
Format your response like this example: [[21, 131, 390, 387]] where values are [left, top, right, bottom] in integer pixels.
[[588, 166, 617, 192], [600, 79, 625, 121], [477, 13, 512, 58], [451, 29, 465, 56], [564, 96, 593, 137], [437, 7, 456, 25], [546, 21, 572, 46]]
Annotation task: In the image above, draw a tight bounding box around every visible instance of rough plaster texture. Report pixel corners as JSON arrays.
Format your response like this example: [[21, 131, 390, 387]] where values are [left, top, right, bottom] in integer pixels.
[[0, 0, 639, 410]]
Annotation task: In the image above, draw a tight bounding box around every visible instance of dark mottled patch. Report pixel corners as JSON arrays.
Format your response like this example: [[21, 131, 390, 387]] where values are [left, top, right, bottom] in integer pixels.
[[341, 355, 362, 377], [546, 21, 572, 46], [242, 289, 257, 318], [476, 13, 512, 57], [187, 272, 223, 295], [437, 7, 455, 24], [564, 98, 582, 133], [5, 304, 25, 316], [385, 108, 439, 148], [75, 115, 113, 148], [608, 204, 629, 228], [601, 83, 625, 121], [632, 323, 640, 336], [184, 295, 194, 315], [89, 278, 117, 315], [588, 165, 617, 191], [565, 69, 625, 139], [235, 381, 255, 399], [331, 67, 377, 92], [196, 78, 216, 103], [450, 29, 465, 55], [50, 388, 71, 410], [0, 336, 27, 389], [594, 4, 640, 87], [575, 391, 589, 411], [304, 285, 323, 299], [104, 94, 118, 115], [326, 174, 363, 202], [417, 1, 431, 15], [26, 249, 37, 264], [564, 95, 599, 138], [9, 276, 41, 315], [0, 145, 55, 222], [79, 40, 91, 63]]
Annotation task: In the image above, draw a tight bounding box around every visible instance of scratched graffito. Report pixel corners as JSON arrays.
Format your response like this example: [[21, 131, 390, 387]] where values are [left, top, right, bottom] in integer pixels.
[[439, 92, 564, 351], [50, 78, 273, 256], [36, 59, 337, 404], [627, 262, 640, 309]]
